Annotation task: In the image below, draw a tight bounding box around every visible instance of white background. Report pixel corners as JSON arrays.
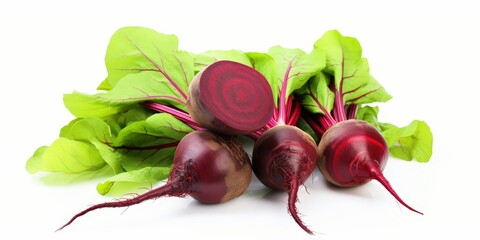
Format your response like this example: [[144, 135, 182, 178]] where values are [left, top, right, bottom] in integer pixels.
[[2, 1, 478, 239]]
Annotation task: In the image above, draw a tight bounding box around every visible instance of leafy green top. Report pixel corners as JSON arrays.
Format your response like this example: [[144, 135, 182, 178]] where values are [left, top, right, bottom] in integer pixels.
[[297, 30, 432, 162]]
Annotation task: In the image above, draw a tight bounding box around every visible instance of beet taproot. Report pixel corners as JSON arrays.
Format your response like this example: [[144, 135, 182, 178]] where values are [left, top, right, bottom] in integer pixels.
[[252, 125, 317, 234], [57, 130, 252, 231], [317, 120, 422, 214]]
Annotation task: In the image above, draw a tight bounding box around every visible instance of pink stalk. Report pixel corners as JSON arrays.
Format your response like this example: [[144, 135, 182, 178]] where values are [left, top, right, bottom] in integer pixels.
[[346, 104, 358, 120], [140, 101, 203, 130], [277, 57, 296, 124], [333, 91, 347, 122]]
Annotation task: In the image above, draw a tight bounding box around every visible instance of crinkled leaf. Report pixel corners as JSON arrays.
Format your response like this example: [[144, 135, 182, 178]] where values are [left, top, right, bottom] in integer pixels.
[[91, 140, 124, 174], [356, 105, 380, 129], [194, 50, 252, 73], [345, 74, 391, 105], [113, 113, 191, 148], [380, 120, 433, 162], [356, 106, 433, 162], [114, 106, 153, 128], [267, 46, 325, 100], [102, 27, 181, 88], [58, 118, 122, 173], [64, 91, 125, 118], [247, 52, 279, 105], [26, 146, 48, 174], [59, 117, 114, 143], [25, 138, 105, 174], [100, 27, 194, 106], [95, 105, 153, 136], [59, 118, 81, 139], [96, 71, 187, 111], [96, 71, 186, 111], [314, 30, 363, 89], [119, 147, 176, 172], [298, 72, 335, 115], [112, 113, 192, 171], [313, 30, 391, 105], [96, 166, 171, 195]]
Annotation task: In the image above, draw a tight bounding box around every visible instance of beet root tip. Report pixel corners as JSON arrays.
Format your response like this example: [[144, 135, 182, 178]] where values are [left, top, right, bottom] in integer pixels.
[[288, 181, 314, 235]]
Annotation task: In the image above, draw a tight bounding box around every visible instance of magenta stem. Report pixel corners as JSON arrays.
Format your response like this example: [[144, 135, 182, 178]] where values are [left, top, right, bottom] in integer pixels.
[[285, 95, 293, 124], [308, 117, 326, 136], [287, 99, 302, 126], [115, 141, 180, 150], [140, 101, 203, 130], [306, 90, 336, 126], [346, 104, 358, 120], [333, 90, 347, 122], [278, 57, 296, 124]]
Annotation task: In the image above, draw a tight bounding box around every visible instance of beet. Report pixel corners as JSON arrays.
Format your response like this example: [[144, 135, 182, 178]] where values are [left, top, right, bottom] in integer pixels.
[[252, 125, 317, 234], [317, 120, 422, 214], [186, 60, 274, 135], [57, 130, 252, 231]]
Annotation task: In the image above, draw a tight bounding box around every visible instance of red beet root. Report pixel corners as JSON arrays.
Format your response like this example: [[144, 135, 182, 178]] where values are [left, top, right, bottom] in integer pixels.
[[252, 125, 317, 234], [186, 60, 274, 135], [57, 130, 252, 231], [317, 120, 422, 214]]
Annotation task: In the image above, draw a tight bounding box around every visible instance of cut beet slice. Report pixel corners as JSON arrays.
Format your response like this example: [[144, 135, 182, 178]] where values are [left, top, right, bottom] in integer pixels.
[[186, 60, 274, 135]]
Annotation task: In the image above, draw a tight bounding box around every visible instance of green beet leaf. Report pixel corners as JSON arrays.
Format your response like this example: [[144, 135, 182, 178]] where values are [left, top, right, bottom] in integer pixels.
[[59, 117, 114, 144], [355, 105, 381, 129], [112, 113, 192, 171], [26, 146, 48, 174], [113, 113, 191, 149], [306, 30, 391, 112], [99, 26, 194, 107], [268, 46, 325, 102], [246, 52, 279, 105], [26, 138, 105, 174], [64, 91, 125, 119], [91, 140, 124, 174], [194, 50, 252, 74], [380, 120, 433, 162], [113, 106, 153, 129], [298, 72, 335, 115], [96, 166, 171, 195], [356, 105, 433, 162], [101, 27, 180, 89], [297, 30, 397, 144], [59, 117, 123, 173], [96, 70, 188, 111], [247, 47, 325, 109]]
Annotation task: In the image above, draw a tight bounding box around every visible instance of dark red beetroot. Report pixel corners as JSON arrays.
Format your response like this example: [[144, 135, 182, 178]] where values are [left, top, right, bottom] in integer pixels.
[[317, 120, 422, 214], [252, 125, 317, 234], [57, 130, 252, 231], [186, 60, 274, 135]]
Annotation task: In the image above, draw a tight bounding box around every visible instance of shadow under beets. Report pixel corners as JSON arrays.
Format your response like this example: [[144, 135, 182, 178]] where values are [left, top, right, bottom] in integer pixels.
[[322, 179, 376, 199], [242, 173, 289, 203]]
